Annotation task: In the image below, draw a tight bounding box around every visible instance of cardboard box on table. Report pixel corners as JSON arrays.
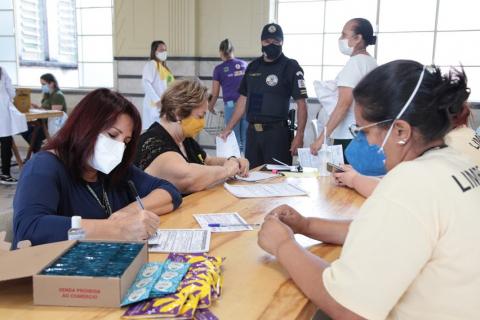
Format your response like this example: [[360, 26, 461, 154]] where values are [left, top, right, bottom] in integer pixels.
[[0, 240, 147, 307], [13, 88, 32, 113]]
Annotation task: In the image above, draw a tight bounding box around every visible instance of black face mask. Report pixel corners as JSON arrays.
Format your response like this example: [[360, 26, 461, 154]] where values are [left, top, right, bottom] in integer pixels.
[[262, 43, 282, 60]]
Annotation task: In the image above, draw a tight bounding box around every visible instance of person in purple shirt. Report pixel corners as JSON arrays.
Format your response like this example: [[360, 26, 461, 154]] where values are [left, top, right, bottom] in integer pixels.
[[208, 39, 248, 152], [12, 89, 182, 249]]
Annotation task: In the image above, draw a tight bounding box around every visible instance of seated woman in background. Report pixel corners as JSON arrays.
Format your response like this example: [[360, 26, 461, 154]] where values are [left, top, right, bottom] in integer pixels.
[[258, 60, 480, 319], [33, 73, 67, 111], [13, 89, 182, 249], [335, 102, 480, 198], [22, 73, 67, 153], [135, 78, 249, 194]]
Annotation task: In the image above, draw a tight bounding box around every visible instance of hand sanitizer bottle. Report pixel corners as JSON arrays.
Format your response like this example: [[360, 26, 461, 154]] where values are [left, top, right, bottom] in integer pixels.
[[68, 216, 86, 240]]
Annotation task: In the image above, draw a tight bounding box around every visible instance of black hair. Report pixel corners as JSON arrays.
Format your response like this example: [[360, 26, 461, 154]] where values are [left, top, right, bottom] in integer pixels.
[[40, 73, 59, 91], [150, 40, 166, 61], [149, 40, 171, 73], [219, 39, 234, 58], [351, 18, 376, 47], [0, 66, 2, 80], [353, 60, 470, 142]]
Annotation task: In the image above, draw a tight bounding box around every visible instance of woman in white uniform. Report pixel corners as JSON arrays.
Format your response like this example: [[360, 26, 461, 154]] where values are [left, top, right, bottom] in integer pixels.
[[310, 18, 377, 158], [0, 67, 27, 184], [142, 40, 175, 131], [258, 60, 480, 319]]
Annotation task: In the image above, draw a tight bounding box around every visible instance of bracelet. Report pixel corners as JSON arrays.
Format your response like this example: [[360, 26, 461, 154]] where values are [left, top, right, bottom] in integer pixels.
[[227, 156, 240, 166]]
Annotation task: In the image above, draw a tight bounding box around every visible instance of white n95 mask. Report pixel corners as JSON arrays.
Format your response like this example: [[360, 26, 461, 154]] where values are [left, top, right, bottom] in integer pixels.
[[88, 133, 126, 174], [155, 51, 168, 61], [338, 39, 353, 56]]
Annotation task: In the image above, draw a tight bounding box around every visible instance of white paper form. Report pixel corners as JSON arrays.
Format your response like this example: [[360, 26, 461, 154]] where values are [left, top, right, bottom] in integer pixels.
[[297, 148, 321, 168], [194, 212, 254, 232], [328, 145, 345, 165], [223, 182, 307, 198], [297, 146, 345, 168], [265, 164, 297, 171], [235, 172, 279, 182], [148, 229, 211, 253], [216, 131, 241, 158]]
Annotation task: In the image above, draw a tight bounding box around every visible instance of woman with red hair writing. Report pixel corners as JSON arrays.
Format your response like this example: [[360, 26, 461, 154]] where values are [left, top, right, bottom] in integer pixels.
[[12, 89, 182, 249]]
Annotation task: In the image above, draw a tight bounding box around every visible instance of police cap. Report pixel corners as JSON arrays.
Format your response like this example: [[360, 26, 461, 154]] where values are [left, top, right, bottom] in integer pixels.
[[261, 23, 283, 41]]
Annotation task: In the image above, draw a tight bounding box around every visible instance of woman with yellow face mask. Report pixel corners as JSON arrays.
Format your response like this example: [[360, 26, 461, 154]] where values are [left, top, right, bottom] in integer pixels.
[[135, 78, 249, 194]]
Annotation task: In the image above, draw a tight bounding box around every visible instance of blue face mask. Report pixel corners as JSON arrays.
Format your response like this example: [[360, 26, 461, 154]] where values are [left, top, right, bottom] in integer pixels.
[[346, 65, 429, 176], [41, 84, 50, 94], [345, 131, 386, 176]]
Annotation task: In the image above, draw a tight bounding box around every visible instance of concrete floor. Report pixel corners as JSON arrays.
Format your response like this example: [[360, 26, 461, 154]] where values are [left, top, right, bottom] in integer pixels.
[[0, 154, 21, 215]]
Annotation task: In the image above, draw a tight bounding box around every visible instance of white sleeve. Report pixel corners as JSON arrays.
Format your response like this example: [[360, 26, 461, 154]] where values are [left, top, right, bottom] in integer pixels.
[[3, 70, 16, 100], [336, 58, 363, 88], [142, 61, 161, 103], [322, 194, 435, 320]]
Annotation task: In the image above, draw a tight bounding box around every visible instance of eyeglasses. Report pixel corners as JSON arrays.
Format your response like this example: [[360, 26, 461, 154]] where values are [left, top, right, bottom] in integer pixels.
[[349, 119, 394, 138]]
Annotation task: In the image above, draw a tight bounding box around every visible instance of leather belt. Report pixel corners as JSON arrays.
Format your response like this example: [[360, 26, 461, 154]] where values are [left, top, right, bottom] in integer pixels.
[[249, 121, 288, 132]]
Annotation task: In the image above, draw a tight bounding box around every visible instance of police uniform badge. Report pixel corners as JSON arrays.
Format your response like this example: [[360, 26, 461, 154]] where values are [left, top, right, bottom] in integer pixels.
[[266, 74, 278, 86], [268, 25, 276, 33]]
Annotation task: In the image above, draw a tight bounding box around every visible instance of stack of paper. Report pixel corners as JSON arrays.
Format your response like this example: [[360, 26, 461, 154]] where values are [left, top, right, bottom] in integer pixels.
[[148, 229, 211, 253], [216, 131, 241, 158], [297, 146, 344, 168], [265, 164, 297, 171], [235, 172, 279, 182]]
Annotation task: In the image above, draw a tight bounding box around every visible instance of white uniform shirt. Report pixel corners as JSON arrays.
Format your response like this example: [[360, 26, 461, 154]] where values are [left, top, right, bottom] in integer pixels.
[[445, 125, 480, 166], [142, 60, 170, 130], [323, 147, 480, 320], [331, 54, 377, 139], [0, 68, 27, 137]]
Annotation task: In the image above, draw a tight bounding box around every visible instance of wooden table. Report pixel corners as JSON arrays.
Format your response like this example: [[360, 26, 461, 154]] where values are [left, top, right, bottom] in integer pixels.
[[0, 176, 364, 320], [11, 109, 63, 169], [22, 109, 64, 162]]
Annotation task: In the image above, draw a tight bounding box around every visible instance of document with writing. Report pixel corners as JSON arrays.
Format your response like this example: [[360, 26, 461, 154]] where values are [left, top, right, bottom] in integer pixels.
[[235, 171, 279, 182], [194, 212, 254, 232], [265, 164, 297, 171], [216, 131, 241, 158], [148, 229, 211, 253], [297, 146, 344, 168], [224, 182, 307, 198]]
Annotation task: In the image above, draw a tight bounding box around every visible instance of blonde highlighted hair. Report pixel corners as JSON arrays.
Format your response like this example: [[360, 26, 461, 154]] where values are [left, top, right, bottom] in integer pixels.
[[160, 78, 209, 122]]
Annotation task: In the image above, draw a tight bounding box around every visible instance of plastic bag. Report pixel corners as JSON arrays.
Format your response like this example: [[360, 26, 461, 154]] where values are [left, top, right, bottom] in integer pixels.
[[48, 112, 68, 136]]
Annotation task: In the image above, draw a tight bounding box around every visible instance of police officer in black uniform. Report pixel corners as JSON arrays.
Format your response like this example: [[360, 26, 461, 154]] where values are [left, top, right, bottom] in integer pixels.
[[220, 23, 308, 168]]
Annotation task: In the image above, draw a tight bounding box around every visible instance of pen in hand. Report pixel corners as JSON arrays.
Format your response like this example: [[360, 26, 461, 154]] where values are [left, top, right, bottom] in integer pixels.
[[128, 180, 145, 210]]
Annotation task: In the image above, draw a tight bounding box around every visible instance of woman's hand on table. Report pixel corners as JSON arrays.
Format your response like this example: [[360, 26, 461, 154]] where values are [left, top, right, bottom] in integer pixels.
[[258, 215, 294, 256], [109, 209, 160, 240], [332, 165, 357, 188], [267, 204, 309, 235], [237, 158, 250, 177], [223, 158, 241, 177]]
